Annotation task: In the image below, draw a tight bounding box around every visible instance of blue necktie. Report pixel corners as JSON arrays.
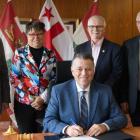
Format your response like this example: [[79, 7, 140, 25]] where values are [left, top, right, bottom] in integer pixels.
[[80, 91, 88, 130]]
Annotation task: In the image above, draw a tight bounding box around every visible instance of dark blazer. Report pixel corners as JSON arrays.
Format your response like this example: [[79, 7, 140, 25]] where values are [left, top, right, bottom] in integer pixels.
[[0, 39, 10, 113], [43, 80, 127, 134], [121, 36, 139, 114], [75, 39, 122, 102]]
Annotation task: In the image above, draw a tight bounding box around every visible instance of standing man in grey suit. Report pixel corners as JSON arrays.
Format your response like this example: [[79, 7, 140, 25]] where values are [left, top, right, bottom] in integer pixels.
[[75, 15, 122, 104], [0, 39, 10, 114], [43, 53, 127, 137], [121, 11, 140, 126]]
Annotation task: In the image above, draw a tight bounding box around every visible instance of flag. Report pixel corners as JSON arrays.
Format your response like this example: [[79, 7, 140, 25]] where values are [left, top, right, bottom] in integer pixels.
[[73, 1, 99, 45], [0, 1, 27, 61], [0, 0, 27, 127], [39, 0, 74, 61]]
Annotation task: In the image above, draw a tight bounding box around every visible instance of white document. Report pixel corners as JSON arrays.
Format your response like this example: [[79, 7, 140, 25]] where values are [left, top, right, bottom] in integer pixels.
[[60, 135, 98, 140]]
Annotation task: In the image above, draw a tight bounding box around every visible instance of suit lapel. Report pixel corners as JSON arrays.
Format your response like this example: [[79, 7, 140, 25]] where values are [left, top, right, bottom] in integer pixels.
[[95, 39, 107, 71], [70, 81, 80, 124], [25, 46, 50, 72], [25, 45, 38, 71], [128, 37, 139, 80], [88, 82, 99, 126], [39, 49, 49, 69], [86, 41, 92, 54]]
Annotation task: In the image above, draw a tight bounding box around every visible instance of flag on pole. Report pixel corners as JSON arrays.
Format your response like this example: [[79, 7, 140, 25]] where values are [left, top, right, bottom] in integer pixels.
[[0, 0, 27, 127], [0, 0, 27, 61], [73, 1, 99, 45], [39, 0, 74, 61]]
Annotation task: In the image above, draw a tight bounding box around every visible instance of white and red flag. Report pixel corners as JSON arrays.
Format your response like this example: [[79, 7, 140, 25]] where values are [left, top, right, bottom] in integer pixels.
[[0, 0, 26, 61], [39, 0, 74, 61], [73, 0, 99, 45], [0, 0, 27, 127]]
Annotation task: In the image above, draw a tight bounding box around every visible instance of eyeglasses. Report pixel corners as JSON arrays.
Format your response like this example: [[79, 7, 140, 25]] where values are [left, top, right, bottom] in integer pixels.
[[88, 25, 104, 30], [28, 32, 44, 37]]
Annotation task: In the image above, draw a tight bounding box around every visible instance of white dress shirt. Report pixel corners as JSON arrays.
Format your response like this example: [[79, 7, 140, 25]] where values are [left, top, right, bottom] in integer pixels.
[[62, 82, 110, 133], [76, 82, 109, 131], [91, 37, 104, 67], [76, 82, 90, 112]]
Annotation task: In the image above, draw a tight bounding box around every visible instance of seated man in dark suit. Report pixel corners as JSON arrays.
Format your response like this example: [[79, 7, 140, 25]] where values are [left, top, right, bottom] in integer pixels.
[[43, 53, 127, 137]]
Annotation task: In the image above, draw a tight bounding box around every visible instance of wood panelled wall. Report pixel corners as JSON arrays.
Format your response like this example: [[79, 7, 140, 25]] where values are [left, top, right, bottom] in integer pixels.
[[0, 0, 140, 120], [0, 0, 140, 44]]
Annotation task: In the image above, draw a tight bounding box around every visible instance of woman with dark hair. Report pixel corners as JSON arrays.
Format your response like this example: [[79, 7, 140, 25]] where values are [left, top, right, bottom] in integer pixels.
[[10, 20, 56, 133]]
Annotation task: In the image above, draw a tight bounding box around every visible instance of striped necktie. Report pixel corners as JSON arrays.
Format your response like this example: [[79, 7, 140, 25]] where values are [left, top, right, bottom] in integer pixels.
[[79, 91, 88, 130]]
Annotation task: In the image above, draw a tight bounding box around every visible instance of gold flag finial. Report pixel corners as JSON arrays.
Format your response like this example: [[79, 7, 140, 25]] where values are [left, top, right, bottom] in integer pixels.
[[3, 125, 17, 135]]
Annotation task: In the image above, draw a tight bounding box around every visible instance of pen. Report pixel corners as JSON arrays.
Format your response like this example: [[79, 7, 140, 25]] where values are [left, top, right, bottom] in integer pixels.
[[70, 119, 85, 136]]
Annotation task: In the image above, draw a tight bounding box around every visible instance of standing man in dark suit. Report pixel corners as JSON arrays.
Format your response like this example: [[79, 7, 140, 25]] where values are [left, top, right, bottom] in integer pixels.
[[75, 15, 122, 104], [43, 53, 127, 137], [121, 11, 140, 126], [0, 39, 10, 114]]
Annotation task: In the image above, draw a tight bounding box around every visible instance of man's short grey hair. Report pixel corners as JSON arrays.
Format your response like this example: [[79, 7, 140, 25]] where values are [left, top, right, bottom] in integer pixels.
[[88, 15, 106, 27]]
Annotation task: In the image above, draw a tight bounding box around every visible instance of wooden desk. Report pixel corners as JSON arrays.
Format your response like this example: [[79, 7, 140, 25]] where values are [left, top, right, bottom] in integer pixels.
[[0, 122, 140, 140], [1, 133, 53, 140], [122, 127, 140, 140], [0, 121, 54, 140]]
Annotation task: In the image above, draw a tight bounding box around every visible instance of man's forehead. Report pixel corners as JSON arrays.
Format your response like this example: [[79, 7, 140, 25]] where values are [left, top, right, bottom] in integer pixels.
[[88, 18, 104, 26], [72, 58, 93, 66], [136, 12, 140, 21]]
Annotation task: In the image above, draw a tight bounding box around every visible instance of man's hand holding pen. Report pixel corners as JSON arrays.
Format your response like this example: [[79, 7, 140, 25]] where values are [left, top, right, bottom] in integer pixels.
[[65, 123, 107, 137], [65, 125, 84, 137], [66, 119, 107, 137]]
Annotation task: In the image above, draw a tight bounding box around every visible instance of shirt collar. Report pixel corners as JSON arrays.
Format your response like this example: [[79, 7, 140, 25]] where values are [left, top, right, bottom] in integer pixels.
[[91, 37, 104, 47], [75, 81, 90, 93]]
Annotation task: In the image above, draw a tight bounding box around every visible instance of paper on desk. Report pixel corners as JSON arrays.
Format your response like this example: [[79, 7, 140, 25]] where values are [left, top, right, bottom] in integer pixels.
[[61, 135, 98, 140]]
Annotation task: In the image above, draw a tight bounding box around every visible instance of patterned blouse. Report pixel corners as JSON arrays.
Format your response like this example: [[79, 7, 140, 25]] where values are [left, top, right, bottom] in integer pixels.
[[10, 44, 56, 105]]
